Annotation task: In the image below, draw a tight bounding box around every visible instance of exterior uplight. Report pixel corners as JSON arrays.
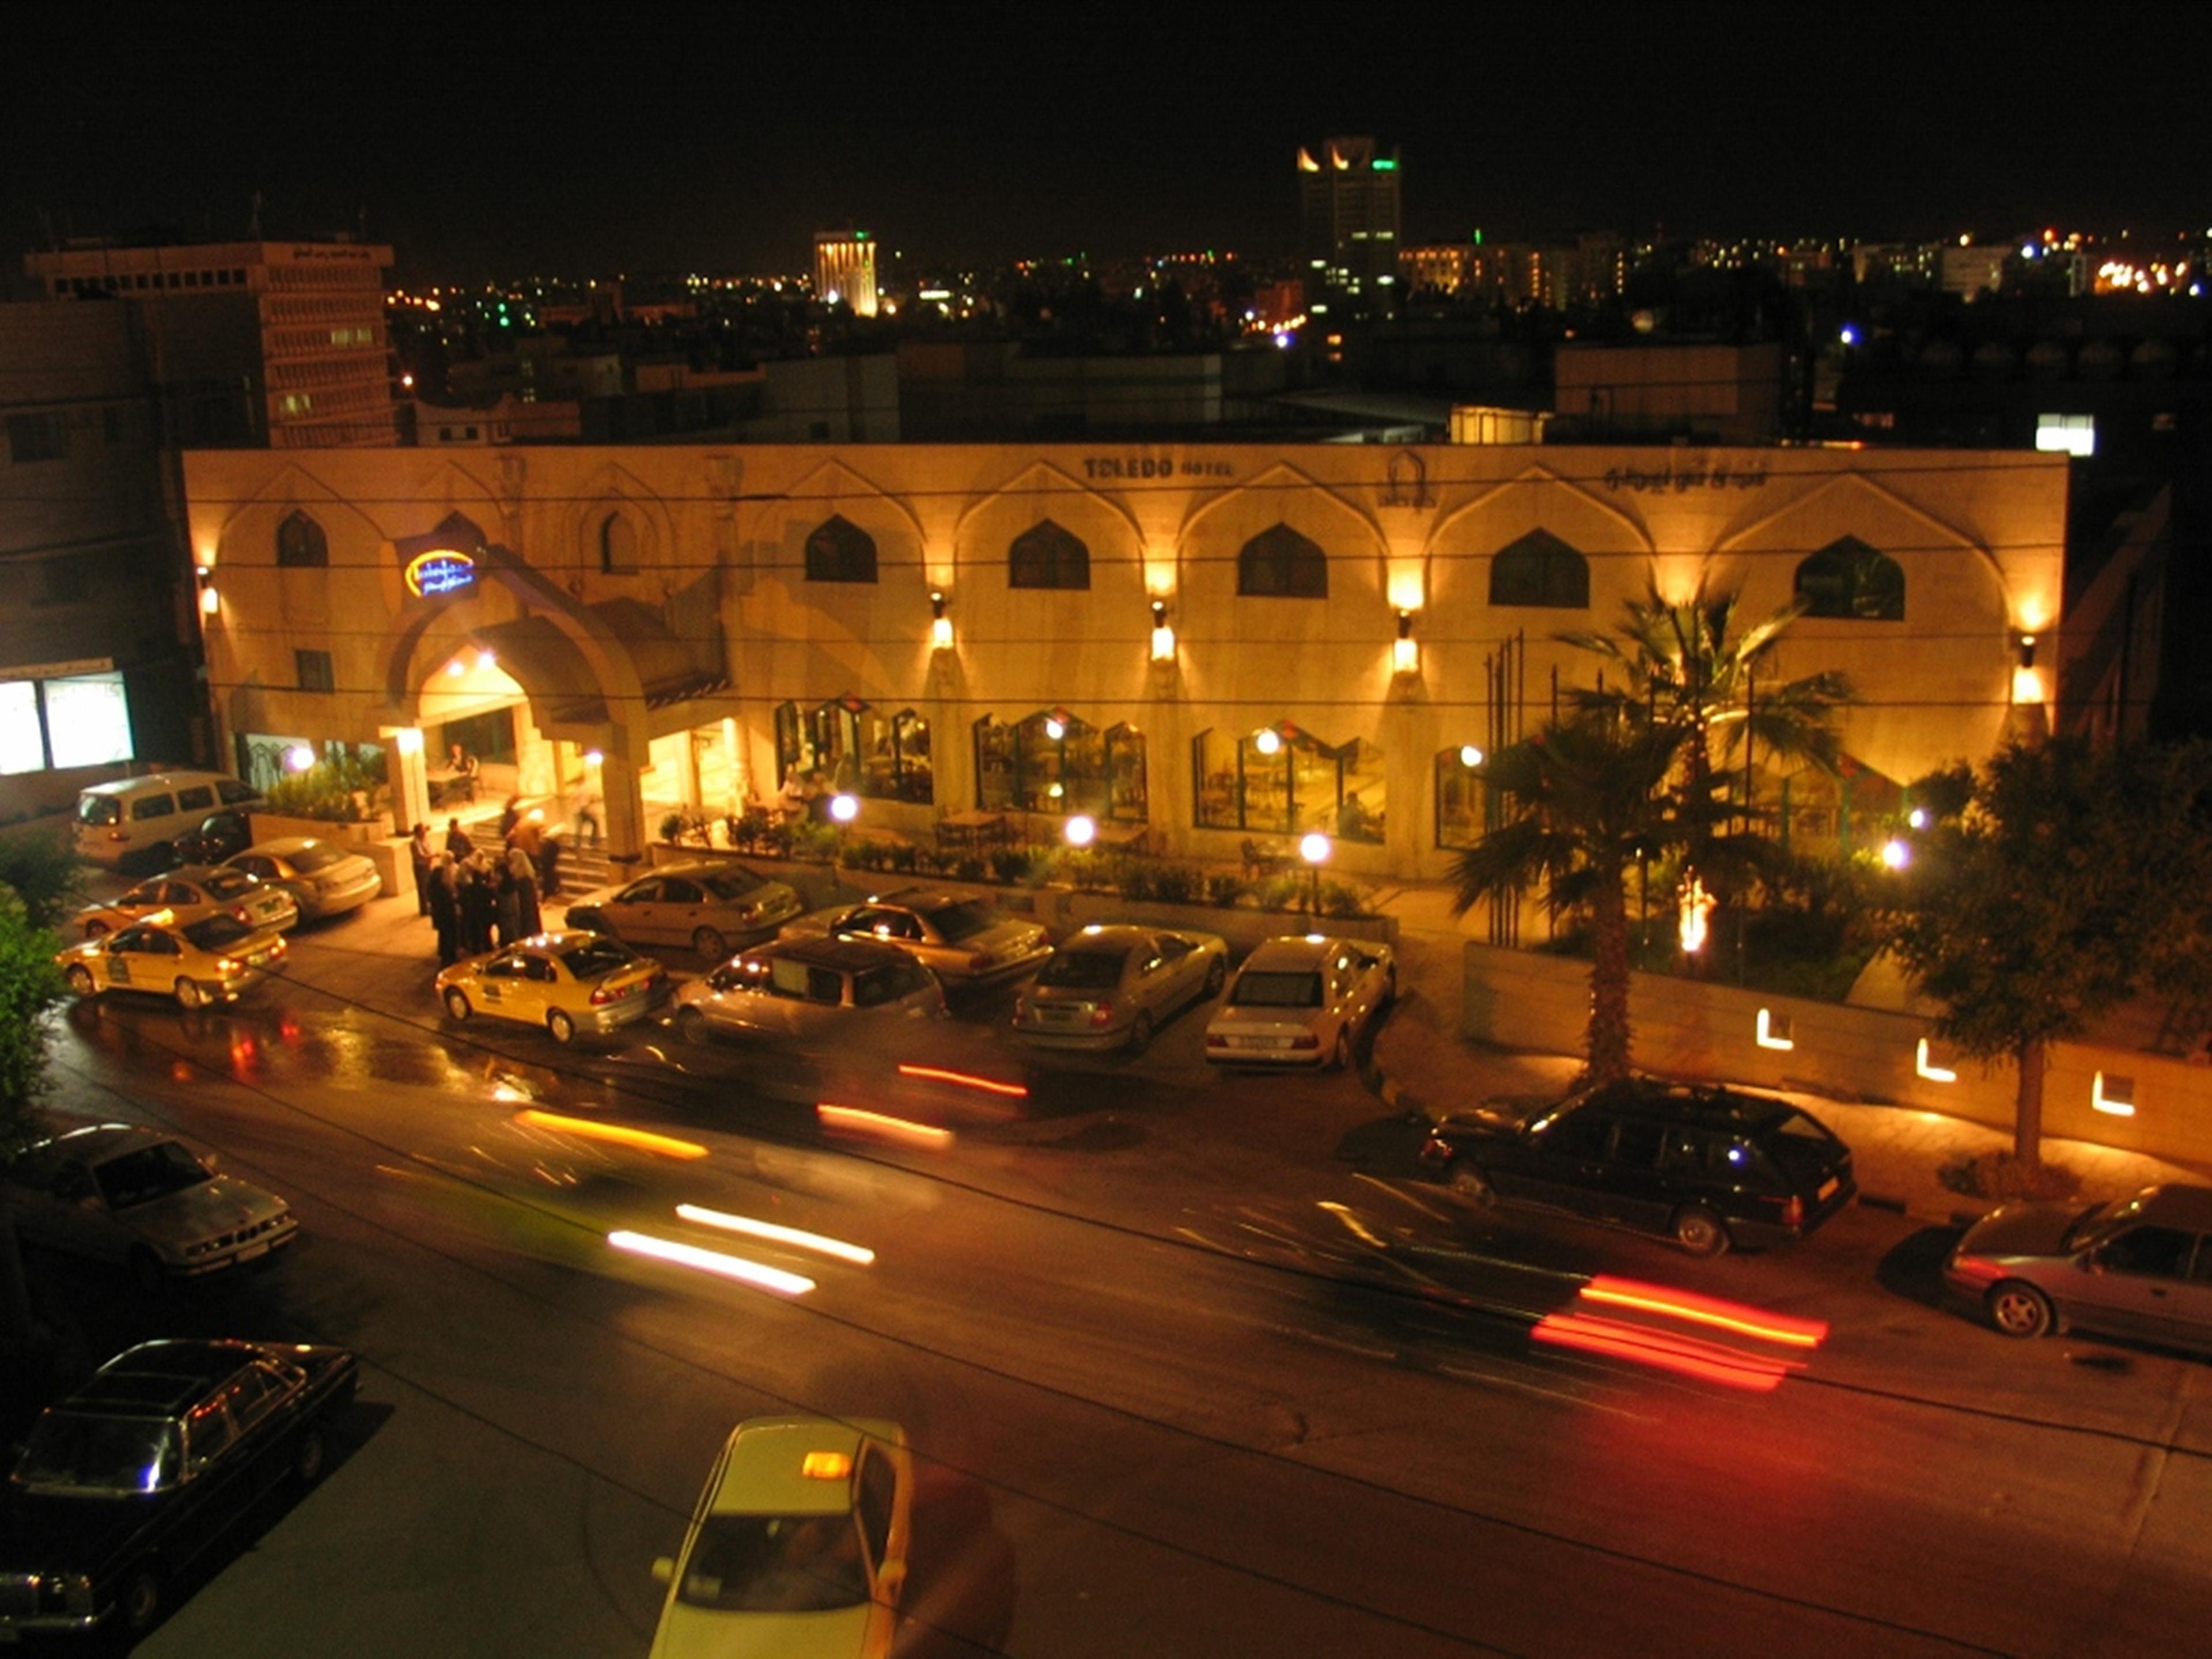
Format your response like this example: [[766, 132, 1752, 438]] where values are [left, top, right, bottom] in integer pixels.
[[1064, 814, 1096, 849], [930, 589, 952, 651], [1392, 610, 1418, 675], [196, 569, 219, 615], [1149, 599, 1175, 662]]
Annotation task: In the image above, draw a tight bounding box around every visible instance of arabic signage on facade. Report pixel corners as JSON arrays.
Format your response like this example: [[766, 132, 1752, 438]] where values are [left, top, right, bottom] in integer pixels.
[[404, 548, 479, 598]]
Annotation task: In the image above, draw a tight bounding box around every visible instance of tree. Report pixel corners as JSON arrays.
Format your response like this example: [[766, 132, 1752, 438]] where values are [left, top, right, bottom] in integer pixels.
[[0, 882, 65, 1351], [1881, 739, 2212, 1165], [1560, 571, 1855, 871], [1447, 712, 1695, 1086]]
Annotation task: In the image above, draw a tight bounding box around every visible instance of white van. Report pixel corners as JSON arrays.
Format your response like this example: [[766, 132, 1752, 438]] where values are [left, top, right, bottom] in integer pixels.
[[74, 772, 262, 871]]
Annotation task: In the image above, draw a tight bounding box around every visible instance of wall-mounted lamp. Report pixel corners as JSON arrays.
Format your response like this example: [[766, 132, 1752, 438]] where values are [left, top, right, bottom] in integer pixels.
[[1149, 599, 1175, 662], [1915, 1038, 1956, 1083], [2092, 1070, 2135, 1117], [930, 590, 953, 651], [1392, 609, 1418, 675], [1458, 744, 1485, 768], [1755, 1008, 1795, 1051], [196, 569, 219, 616], [2012, 630, 2044, 704], [395, 728, 425, 756]]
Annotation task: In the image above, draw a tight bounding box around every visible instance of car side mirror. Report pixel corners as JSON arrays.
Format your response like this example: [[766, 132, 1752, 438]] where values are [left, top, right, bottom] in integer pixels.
[[650, 1555, 675, 1586]]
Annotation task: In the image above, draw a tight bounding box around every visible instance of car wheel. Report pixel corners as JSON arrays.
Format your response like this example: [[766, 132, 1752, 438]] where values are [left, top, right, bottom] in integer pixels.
[[64, 964, 95, 997], [547, 1009, 577, 1044], [84, 919, 109, 940], [443, 988, 472, 1022], [1127, 1010, 1155, 1055], [1987, 1281, 2055, 1339], [692, 926, 728, 961], [173, 976, 206, 1011], [1671, 1205, 1732, 1257], [677, 1006, 711, 1045], [129, 1245, 167, 1298], [294, 1423, 328, 1487], [1448, 1162, 1494, 1207], [1203, 956, 1227, 998], [120, 1565, 162, 1635]]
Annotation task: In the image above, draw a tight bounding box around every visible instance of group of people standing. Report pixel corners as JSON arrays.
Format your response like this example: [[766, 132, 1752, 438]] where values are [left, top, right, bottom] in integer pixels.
[[410, 798, 569, 967]]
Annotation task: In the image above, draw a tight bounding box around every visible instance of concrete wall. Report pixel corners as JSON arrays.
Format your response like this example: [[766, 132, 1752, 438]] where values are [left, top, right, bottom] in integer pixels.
[[1463, 941, 2212, 1168]]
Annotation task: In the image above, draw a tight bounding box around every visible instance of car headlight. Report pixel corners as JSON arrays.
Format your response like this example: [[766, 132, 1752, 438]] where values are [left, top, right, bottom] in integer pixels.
[[184, 1238, 216, 1257]]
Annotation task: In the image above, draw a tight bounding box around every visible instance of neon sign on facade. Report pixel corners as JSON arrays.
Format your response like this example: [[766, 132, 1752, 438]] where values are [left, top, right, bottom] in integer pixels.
[[404, 549, 479, 599]]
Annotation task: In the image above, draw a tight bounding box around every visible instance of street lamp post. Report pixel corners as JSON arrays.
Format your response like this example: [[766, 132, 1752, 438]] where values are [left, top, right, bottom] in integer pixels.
[[1300, 830, 1331, 916]]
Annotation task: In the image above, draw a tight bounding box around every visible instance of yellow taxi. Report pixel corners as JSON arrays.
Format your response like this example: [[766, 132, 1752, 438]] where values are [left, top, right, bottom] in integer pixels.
[[55, 911, 288, 1010], [649, 1416, 913, 1659], [435, 930, 669, 1043]]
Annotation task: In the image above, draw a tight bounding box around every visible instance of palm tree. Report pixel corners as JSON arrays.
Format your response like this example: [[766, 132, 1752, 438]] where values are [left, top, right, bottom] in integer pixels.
[[1558, 571, 1855, 868], [1448, 712, 1694, 1087]]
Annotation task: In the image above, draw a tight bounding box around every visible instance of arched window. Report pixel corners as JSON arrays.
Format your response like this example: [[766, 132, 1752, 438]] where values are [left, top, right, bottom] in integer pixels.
[[276, 511, 328, 569], [1487, 529, 1588, 608], [599, 512, 639, 574], [805, 515, 878, 584], [1009, 520, 1090, 590], [1237, 523, 1327, 598], [1796, 536, 1904, 620]]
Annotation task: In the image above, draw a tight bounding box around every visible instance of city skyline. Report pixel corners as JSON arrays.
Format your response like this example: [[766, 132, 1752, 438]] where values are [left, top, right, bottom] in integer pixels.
[[12, 7, 2212, 283]]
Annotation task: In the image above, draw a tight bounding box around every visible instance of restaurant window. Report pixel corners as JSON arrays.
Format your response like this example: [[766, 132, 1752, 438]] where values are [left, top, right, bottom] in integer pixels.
[[1488, 529, 1588, 609], [276, 510, 328, 569], [1796, 536, 1904, 621], [974, 710, 1146, 821], [599, 511, 639, 574], [857, 706, 934, 802], [1009, 520, 1090, 590], [1237, 523, 1327, 598], [1435, 748, 1488, 849], [777, 695, 928, 802], [804, 514, 877, 584], [1191, 723, 1384, 842]]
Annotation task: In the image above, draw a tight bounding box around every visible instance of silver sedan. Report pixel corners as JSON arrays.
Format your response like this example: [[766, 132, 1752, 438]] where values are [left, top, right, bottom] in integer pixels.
[[1012, 924, 1229, 1052]]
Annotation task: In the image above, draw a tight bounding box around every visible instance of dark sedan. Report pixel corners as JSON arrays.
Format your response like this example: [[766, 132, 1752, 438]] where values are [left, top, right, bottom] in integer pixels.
[[0, 1338, 358, 1641], [1418, 1080, 1857, 1257]]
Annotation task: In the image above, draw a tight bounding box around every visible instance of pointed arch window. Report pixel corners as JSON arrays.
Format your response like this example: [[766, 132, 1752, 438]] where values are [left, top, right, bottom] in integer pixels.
[[1009, 520, 1090, 590], [1237, 523, 1327, 598], [276, 510, 328, 569], [1796, 536, 1904, 620], [805, 514, 878, 584], [599, 511, 639, 574], [1487, 529, 1588, 608]]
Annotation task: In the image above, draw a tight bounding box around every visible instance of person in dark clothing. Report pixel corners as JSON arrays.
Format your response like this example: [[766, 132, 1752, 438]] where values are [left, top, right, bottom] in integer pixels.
[[493, 858, 521, 948], [427, 855, 461, 965], [507, 844, 542, 938], [497, 796, 521, 842], [459, 863, 496, 955], [410, 823, 435, 917], [446, 816, 475, 858], [537, 834, 563, 900]]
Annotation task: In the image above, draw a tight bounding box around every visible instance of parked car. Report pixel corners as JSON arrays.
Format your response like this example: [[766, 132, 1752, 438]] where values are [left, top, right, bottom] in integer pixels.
[[75, 863, 299, 939], [1203, 934, 1394, 1070], [778, 889, 1052, 990], [0, 1338, 357, 1641], [1418, 1080, 1858, 1257], [648, 1415, 912, 1659], [1013, 924, 1229, 1053], [73, 772, 260, 872], [672, 936, 948, 1046], [1943, 1183, 2212, 1350], [172, 809, 254, 867], [222, 837, 382, 921], [56, 912, 289, 1010], [2, 1124, 298, 1293], [436, 930, 670, 1043], [563, 859, 804, 960]]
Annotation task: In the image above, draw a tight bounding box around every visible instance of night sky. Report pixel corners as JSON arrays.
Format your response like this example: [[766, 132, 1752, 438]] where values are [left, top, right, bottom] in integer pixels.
[[9, 5, 2210, 283]]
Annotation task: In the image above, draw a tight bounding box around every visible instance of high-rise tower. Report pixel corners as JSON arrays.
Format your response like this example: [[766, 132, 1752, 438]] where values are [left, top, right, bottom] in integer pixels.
[[813, 229, 880, 317], [1297, 137, 1402, 318]]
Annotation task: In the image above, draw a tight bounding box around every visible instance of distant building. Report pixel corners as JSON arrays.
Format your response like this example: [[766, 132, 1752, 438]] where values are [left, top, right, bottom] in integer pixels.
[[814, 230, 880, 318], [1941, 244, 2011, 300], [25, 237, 398, 446], [1552, 342, 1786, 444], [1298, 137, 1401, 318]]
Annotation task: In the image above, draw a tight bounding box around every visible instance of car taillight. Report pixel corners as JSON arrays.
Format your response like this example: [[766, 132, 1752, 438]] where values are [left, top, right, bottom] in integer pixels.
[[1781, 1195, 1804, 1228], [1417, 1138, 1449, 1164], [217, 958, 239, 973], [969, 953, 994, 973], [1089, 1000, 1115, 1027], [1205, 1033, 1228, 1048], [1289, 1033, 1320, 1049], [108, 830, 128, 842]]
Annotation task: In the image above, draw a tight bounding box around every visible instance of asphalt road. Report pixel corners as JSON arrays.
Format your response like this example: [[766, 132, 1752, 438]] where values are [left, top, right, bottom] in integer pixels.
[[18, 916, 2212, 1658]]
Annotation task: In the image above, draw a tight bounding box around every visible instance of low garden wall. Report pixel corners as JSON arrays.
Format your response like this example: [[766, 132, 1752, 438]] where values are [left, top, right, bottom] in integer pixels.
[[1464, 941, 2212, 1169]]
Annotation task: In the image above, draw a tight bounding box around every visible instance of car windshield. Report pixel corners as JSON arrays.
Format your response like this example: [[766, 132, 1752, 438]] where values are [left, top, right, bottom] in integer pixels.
[[700, 869, 767, 901], [676, 1513, 868, 1612], [17, 1411, 180, 1494], [286, 846, 350, 873], [181, 914, 254, 951], [1770, 1109, 1838, 1144], [93, 1141, 213, 1209], [1232, 970, 1323, 1009], [200, 869, 257, 900], [1038, 950, 1126, 990], [559, 940, 638, 979], [2062, 1198, 2131, 1253], [928, 901, 999, 943], [77, 795, 123, 827]]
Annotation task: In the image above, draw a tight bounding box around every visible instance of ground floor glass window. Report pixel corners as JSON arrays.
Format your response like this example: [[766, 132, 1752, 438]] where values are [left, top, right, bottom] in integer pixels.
[[1192, 724, 1384, 842], [974, 711, 1146, 820]]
